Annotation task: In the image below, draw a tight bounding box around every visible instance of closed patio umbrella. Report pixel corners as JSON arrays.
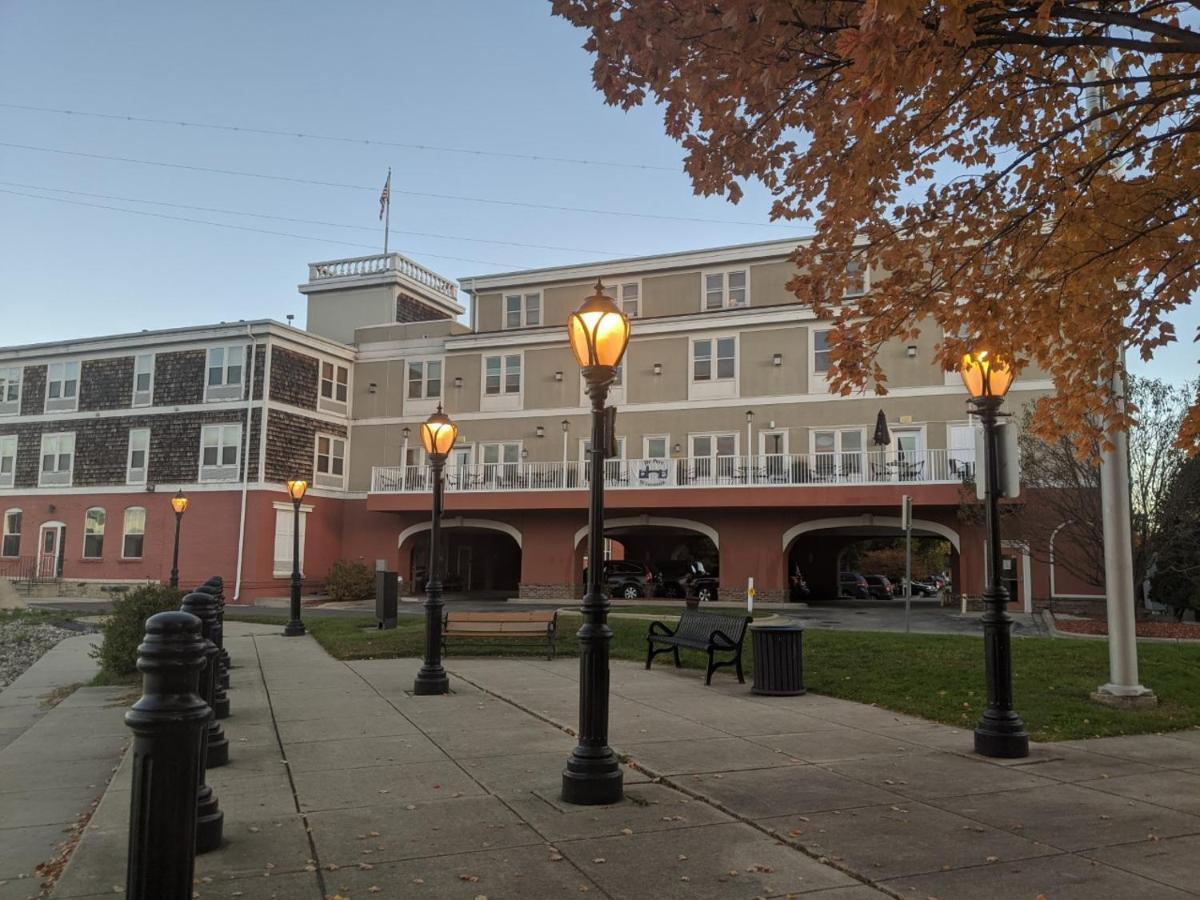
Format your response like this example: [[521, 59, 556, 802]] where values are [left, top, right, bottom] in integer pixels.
[[873, 409, 891, 447]]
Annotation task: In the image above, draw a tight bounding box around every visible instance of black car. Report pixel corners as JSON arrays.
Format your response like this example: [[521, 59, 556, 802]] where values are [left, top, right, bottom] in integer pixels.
[[654, 561, 719, 602], [894, 577, 938, 597], [864, 574, 894, 600], [839, 572, 870, 599], [601, 561, 653, 599]]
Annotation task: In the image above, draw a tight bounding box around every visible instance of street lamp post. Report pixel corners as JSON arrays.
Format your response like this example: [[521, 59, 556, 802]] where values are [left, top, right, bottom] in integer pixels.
[[562, 281, 630, 806], [169, 490, 188, 590], [283, 479, 308, 637], [960, 351, 1029, 759], [413, 406, 458, 695]]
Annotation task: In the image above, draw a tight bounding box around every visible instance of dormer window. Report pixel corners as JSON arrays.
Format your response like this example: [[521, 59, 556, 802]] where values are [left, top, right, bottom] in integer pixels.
[[504, 293, 541, 329]]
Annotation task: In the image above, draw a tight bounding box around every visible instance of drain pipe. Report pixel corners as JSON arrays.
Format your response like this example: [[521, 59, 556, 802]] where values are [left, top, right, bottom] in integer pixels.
[[233, 324, 258, 601]]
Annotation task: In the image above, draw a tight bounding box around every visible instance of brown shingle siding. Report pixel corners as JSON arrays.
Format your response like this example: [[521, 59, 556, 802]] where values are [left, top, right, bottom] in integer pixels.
[[263, 409, 346, 483], [268, 347, 318, 410], [20, 366, 45, 416], [153, 350, 205, 406], [79, 357, 134, 411]]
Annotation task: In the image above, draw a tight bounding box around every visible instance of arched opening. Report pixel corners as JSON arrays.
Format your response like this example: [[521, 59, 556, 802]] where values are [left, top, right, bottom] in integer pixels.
[[400, 519, 522, 599], [573, 515, 719, 600], [783, 516, 959, 605]]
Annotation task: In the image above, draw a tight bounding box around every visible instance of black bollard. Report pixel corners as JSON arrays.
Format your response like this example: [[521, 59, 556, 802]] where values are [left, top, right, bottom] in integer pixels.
[[204, 576, 232, 682], [181, 592, 226, 855], [197, 583, 230, 719], [125, 611, 210, 900]]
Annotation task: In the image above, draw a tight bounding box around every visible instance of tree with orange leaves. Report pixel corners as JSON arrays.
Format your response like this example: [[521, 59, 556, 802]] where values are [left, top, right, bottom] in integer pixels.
[[551, 0, 1200, 449]]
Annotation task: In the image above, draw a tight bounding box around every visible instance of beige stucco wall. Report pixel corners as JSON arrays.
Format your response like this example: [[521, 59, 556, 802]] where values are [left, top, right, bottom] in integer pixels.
[[306, 285, 395, 345], [643, 271, 700, 319], [475, 293, 503, 332], [351, 360, 408, 419], [749, 260, 803, 308], [524, 346, 584, 410], [355, 320, 468, 344], [740, 326, 806, 395], [443, 353, 482, 414], [625, 336, 688, 404]]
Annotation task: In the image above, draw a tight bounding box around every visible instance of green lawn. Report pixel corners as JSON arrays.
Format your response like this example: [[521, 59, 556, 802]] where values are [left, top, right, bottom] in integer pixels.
[[286, 612, 1200, 743]]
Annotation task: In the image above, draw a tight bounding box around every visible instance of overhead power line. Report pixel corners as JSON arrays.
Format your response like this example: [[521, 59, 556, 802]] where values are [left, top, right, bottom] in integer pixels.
[[0, 180, 627, 256], [0, 188, 521, 268], [0, 100, 679, 172], [0, 141, 789, 229]]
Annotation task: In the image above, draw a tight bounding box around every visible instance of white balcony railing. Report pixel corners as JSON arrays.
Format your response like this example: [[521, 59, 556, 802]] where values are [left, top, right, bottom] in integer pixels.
[[370, 449, 975, 494], [308, 253, 458, 301]]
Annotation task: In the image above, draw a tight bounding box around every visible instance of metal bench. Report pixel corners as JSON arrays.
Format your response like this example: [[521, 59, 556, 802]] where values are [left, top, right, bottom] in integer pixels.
[[442, 611, 558, 659], [645, 610, 751, 685]]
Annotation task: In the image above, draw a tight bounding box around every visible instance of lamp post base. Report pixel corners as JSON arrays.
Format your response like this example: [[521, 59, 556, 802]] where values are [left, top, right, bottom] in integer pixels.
[[562, 748, 624, 806], [283, 620, 306, 637], [412, 667, 449, 696], [974, 713, 1029, 758]]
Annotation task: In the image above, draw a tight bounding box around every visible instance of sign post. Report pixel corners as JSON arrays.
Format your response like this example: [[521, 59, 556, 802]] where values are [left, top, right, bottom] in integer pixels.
[[901, 495, 913, 634], [746, 576, 755, 614]]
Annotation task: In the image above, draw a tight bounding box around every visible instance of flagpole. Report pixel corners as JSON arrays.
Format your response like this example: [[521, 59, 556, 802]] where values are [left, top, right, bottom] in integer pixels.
[[383, 167, 391, 257]]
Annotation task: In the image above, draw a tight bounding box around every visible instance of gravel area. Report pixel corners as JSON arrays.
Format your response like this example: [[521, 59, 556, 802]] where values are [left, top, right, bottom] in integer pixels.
[[0, 619, 89, 689]]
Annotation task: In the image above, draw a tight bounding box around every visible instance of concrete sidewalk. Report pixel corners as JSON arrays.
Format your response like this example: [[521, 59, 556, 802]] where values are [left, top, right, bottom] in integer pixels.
[[47, 625, 1200, 899]]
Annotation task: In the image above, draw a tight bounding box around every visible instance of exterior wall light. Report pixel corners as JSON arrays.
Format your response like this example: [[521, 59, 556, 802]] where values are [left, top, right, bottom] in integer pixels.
[[555, 370, 564, 382], [536, 425, 545, 438], [453, 376, 463, 389], [653, 362, 663, 376], [772, 353, 783, 367], [906, 345, 918, 358]]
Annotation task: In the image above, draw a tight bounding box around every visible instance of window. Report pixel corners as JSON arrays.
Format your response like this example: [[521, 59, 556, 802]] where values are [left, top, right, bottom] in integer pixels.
[[45, 361, 79, 412], [844, 257, 868, 297], [39, 432, 75, 487], [948, 422, 978, 480], [83, 507, 105, 559], [406, 360, 442, 400], [480, 442, 521, 485], [0, 435, 15, 488], [482, 354, 522, 405], [643, 435, 669, 459], [0, 366, 20, 415], [503, 292, 541, 328], [692, 338, 736, 381], [205, 346, 244, 401], [813, 330, 832, 373], [122, 507, 145, 559], [314, 434, 346, 487], [319, 361, 349, 409], [272, 503, 308, 578], [612, 282, 639, 318], [813, 429, 865, 480], [1, 509, 20, 557], [132, 354, 154, 406], [690, 433, 738, 480], [200, 423, 241, 482], [126, 428, 150, 485], [702, 269, 748, 310]]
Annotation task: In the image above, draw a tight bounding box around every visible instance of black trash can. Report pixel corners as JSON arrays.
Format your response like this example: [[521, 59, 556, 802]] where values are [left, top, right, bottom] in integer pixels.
[[750, 623, 805, 696], [375, 570, 398, 629]]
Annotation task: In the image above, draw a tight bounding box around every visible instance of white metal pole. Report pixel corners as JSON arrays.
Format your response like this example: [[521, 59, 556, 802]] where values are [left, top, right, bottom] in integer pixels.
[[400, 435, 409, 492]]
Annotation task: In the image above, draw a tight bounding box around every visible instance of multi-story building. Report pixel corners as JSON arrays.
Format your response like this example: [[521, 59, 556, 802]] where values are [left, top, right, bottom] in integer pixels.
[[0, 242, 1104, 607]]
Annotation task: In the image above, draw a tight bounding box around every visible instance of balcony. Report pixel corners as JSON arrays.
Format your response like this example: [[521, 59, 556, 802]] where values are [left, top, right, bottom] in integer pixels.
[[370, 449, 974, 494]]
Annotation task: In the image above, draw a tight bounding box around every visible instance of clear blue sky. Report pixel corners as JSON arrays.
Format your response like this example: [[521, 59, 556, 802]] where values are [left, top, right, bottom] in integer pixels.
[[0, 0, 1192, 384]]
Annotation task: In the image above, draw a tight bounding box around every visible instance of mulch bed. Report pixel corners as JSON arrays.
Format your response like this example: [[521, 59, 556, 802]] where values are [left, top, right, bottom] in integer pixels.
[[1054, 616, 1200, 640]]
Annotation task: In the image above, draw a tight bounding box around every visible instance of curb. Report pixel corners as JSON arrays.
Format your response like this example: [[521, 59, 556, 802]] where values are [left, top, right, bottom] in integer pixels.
[[1042, 609, 1200, 645]]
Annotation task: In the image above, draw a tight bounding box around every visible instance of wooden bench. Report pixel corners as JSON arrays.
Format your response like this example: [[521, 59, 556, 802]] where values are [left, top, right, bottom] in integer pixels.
[[443, 611, 558, 659], [645, 610, 751, 685]]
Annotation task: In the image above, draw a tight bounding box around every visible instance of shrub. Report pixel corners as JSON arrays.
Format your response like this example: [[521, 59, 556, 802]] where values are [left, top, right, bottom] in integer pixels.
[[325, 559, 375, 602], [91, 583, 182, 676]]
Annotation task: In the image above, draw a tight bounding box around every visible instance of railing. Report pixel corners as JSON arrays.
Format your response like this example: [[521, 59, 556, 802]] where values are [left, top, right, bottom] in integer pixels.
[[0, 555, 54, 592], [371, 450, 976, 494], [307, 253, 458, 301]]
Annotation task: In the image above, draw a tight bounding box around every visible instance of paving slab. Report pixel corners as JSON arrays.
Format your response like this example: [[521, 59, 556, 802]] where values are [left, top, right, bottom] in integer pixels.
[[824, 748, 1060, 801], [622, 735, 806, 775], [680, 764, 905, 819], [291, 759, 487, 812], [1082, 833, 1200, 895], [1059, 733, 1200, 769], [1076, 770, 1200, 816], [746, 726, 925, 764], [284, 732, 448, 773]]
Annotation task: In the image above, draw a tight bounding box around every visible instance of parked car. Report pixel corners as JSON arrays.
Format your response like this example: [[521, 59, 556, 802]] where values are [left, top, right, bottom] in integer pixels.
[[654, 561, 719, 602], [863, 574, 894, 600], [893, 577, 938, 597], [839, 572, 870, 599], [601, 561, 654, 599]]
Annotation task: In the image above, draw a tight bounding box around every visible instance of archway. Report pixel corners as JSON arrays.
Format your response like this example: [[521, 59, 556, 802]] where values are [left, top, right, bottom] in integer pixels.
[[572, 515, 719, 598], [400, 518, 522, 597]]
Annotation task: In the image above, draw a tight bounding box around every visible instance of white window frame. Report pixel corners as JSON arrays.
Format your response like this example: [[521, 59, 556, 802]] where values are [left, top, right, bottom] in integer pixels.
[[1, 508, 20, 558], [810, 428, 868, 481], [947, 421, 977, 479], [503, 292, 542, 329], [205, 346, 245, 402], [700, 268, 749, 311], [643, 434, 670, 459], [313, 433, 347, 489], [688, 432, 739, 482], [122, 506, 146, 560], [0, 366, 21, 415], [0, 435, 15, 489], [45, 361, 80, 413], [82, 506, 105, 560], [38, 432, 75, 487], [481, 353, 523, 411], [609, 280, 641, 318], [272, 501, 311, 578], [809, 328, 834, 394], [758, 430, 789, 456], [404, 357, 443, 416], [132, 353, 155, 407], [480, 441, 523, 486], [318, 360, 350, 413], [689, 334, 739, 401], [844, 256, 870, 298], [199, 423, 242, 483], [126, 428, 150, 486]]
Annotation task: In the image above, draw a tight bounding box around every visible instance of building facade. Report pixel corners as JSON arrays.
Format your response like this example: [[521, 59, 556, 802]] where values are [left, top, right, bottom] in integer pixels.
[[0, 242, 1104, 607]]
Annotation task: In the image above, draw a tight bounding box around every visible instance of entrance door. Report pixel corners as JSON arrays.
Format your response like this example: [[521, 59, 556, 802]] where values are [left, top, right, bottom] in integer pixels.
[[456, 545, 473, 591], [892, 429, 924, 482], [1000, 552, 1025, 611], [38, 523, 64, 578]]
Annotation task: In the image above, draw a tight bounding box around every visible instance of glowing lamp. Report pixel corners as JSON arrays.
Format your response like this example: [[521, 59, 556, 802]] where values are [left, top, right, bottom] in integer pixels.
[[286, 479, 309, 502], [171, 490, 188, 515], [960, 351, 1014, 401], [420, 405, 458, 458], [567, 281, 631, 370]]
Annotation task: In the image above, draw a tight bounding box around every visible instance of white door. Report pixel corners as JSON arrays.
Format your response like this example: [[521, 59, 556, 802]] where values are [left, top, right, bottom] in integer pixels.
[[947, 424, 976, 480], [892, 429, 925, 481], [38, 523, 64, 578]]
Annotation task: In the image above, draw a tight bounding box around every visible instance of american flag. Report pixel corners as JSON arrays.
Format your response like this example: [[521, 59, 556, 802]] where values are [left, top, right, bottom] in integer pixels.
[[379, 170, 391, 220]]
